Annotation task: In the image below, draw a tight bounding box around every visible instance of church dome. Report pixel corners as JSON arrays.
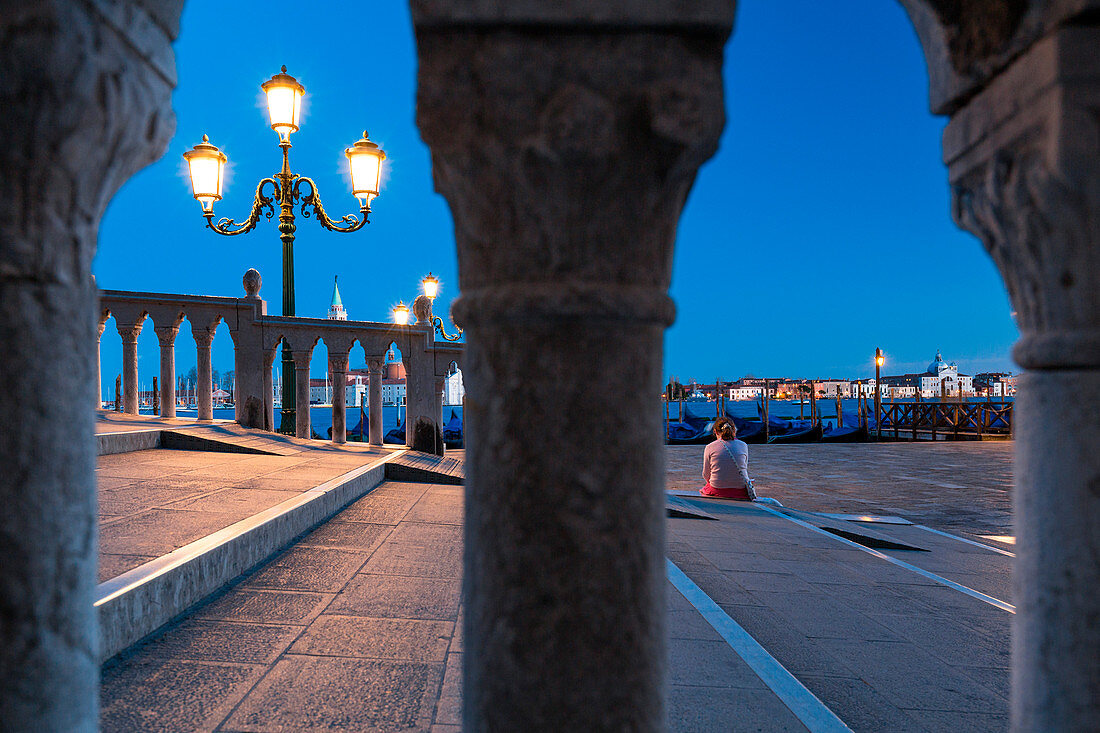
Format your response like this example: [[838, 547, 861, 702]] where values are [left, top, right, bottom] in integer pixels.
[[927, 350, 947, 374]]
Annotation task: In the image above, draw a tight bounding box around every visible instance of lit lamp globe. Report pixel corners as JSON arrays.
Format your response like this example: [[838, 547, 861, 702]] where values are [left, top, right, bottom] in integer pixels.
[[183, 134, 227, 214], [345, 131, 385, 210], [262, 66, 305, 142], [422, 273, 440, 299], [875, 349, 885, 367], [392, 302, 410, 325]]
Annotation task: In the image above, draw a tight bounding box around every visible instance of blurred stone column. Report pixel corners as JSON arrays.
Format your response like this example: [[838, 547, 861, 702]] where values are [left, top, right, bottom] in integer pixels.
[[117, 320, 143, 414], [368, 358, 384, 445], [155, 325, 179, 419], [413, 4, 730, 728], [944, 27, 1100, 732], [193, 327, 216, 421], [292, 349, 313, 439], [329, 347, 351, 444], [0, 2, 179, 728]]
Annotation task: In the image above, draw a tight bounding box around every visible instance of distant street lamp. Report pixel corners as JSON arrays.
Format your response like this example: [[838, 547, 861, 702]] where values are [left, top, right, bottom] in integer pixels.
[[874, 347, 884, 440], [392, 302, 410, 326], [389, 274, 462, 341], [183, 66, 386, 433], [419, 273, 462, 341]]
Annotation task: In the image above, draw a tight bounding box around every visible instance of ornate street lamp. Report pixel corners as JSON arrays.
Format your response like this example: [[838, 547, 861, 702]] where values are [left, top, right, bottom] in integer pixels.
[[874, 347, 884, 441], [184, 66, 385, 433], [392, 302, 410, 326], [419, 272, 461, 341]]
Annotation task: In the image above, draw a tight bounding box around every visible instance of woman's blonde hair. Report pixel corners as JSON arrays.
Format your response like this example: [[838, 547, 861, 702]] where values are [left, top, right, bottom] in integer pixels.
[[713, 418, 736, 441]]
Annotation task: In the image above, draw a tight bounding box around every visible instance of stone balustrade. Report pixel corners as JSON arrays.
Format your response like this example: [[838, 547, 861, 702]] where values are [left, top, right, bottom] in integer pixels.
[[98, 274, 462, 447]]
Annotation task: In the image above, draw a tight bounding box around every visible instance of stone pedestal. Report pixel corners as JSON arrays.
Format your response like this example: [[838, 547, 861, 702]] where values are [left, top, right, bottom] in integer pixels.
[[368, 359, 384, 446], [155, 326, 179, 419], [413, 5, 730, 727]]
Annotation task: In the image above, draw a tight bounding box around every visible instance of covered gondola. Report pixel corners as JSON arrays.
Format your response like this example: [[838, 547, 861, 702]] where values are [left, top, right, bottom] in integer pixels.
[[820, 425, 868, 443], [442, 410, 463, 448], [767, 424, 823, 444]]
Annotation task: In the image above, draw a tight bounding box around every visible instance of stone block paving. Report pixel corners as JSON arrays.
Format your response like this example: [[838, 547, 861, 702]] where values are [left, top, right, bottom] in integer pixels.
[[668, 500, 1011, 732], [97, 435, 393, 582], [666, 442, 1013, 540], [101, 467, 1013, 731]]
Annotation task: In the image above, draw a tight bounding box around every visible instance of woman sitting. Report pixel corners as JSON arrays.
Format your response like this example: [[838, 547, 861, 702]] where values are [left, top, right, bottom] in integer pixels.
[[700, 418, 756, 500]]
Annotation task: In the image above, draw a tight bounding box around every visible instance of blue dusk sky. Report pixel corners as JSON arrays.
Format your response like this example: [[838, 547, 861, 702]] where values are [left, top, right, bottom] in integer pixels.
[[95, 0, 1018, 397]]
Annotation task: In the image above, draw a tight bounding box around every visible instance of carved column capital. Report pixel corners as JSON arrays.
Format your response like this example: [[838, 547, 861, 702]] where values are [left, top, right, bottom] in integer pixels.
[[191, 329, 215, 349], [945, 27, 1100, 370], [291, 349, 313, 371], [115, 321, 144, 344], [154, 325, 180, 347], [416, 29, 726, 328]]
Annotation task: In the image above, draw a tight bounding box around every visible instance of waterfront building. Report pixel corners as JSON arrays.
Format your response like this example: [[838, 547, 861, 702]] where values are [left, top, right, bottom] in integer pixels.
[[815, 380, 851, 397], [880, 351, 973, 398], [444, 368, 465, 405]]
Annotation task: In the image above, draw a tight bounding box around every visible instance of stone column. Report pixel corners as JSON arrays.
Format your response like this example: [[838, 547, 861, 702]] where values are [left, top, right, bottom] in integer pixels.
[[329, 350, 350, 444], [193, 328, 216, 422], [0, 2, 179, 728], [116, 320, 143, 415], [413, 6, 730, 728], [434, 375, 446, 426], [95, 319, 107, 409], [292, 349, 313, 439], [232, 269, 268, 429], [943, 27, 1100, 732], [403, 338, 432, 447], [368, 357, 384, 446], [154, 325, 179, 419], [263, 347, 276, 432]]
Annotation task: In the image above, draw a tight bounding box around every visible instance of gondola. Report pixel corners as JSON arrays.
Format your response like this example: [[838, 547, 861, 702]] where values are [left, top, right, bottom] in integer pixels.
[[767, 424, 824, 444], [820, 424, 868, 443], [442, 410, 463, 449]]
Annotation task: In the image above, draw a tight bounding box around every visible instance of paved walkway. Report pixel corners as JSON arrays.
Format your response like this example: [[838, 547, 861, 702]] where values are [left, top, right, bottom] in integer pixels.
[[96, 413, 395, 582], [101, 441, 1013, 731], [666, 442, 1013, 542]]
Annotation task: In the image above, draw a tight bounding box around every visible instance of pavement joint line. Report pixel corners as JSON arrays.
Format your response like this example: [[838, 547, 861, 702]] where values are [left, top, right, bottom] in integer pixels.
[[666, 559, 853, 733], [752, 504, 1016, 614], [913, 524, 1016, 557]]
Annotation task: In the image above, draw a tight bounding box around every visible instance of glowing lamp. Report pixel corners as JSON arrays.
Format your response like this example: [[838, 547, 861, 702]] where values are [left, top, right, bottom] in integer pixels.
[[345, 131, 385, 208], [875, 348, 885, 368], [183, 135, 227, 214], [262, 66, 305, 142], [393, 302, 410, 325], [422, 272, 439, 299]]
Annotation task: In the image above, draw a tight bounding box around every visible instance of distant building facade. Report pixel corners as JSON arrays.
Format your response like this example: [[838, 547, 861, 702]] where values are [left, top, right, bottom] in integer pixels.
[[879, 351, 973, 398]]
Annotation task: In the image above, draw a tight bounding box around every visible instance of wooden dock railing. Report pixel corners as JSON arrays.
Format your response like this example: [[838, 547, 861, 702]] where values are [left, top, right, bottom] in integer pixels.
[[876, 400, 1012, 440]]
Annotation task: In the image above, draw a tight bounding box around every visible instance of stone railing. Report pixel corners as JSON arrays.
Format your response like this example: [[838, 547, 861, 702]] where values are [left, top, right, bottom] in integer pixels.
[[97, 270, 463, 447]]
